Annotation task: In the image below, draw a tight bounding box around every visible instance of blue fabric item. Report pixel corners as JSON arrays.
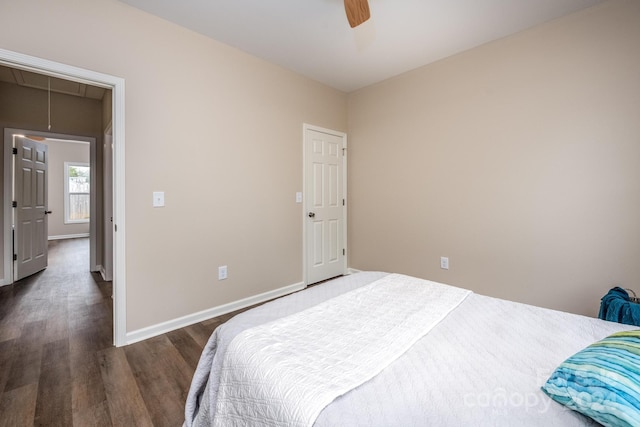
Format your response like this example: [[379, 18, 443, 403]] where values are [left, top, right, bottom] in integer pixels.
[[542, 330, 640, 427], [599, 287, 640, 326]]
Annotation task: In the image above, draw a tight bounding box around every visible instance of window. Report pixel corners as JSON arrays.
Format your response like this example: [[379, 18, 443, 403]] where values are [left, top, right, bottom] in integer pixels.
[[64, 162, 90, 224]]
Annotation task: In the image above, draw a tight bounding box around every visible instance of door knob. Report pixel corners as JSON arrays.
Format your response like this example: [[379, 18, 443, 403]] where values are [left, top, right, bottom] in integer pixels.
[[44, 210, 52, 215], [308, 212, 315, 218]]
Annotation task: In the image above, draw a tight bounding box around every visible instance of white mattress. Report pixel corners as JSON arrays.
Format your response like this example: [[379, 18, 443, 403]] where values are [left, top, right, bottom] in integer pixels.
[[185, 272, 635, 426]]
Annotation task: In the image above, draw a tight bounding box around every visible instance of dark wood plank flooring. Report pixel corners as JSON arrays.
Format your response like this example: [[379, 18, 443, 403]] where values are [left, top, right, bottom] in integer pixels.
[[0, 238, 240, 426]]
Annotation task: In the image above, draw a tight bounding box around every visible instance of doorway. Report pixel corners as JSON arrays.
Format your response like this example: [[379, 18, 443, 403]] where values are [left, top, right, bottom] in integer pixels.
[[5, 130, 96, 282], [303, 124, 348, 285], [0, 48, 127, 346]]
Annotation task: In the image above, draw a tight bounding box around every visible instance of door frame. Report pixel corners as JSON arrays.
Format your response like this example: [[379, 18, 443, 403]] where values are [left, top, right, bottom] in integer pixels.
[[0, 48, 127, 347], [4, 130, 96, 281], [302, 123, 348, 285], [102, 121, 113, 282]]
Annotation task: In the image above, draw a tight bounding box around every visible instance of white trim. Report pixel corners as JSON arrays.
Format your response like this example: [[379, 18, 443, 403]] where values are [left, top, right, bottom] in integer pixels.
[[347, 268, 362, 275], [48, 233, 90, 240], [125, 281, 306, 345], [102, 121, 113, 282], [89, 137, 97, 272], [302, 124, 348, 286], [0, 48, 127, 347]]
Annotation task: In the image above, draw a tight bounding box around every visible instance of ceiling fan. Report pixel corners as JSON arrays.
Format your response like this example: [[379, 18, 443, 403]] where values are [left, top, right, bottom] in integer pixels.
[[344, 0, 370, 28]]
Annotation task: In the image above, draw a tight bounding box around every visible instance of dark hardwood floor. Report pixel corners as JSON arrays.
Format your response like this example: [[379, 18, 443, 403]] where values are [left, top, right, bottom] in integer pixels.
[[0, 238, 237, 426]]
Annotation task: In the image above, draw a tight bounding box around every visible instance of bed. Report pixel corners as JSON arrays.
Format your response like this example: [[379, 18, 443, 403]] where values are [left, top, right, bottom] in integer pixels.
[[184, 272, 639, 427]]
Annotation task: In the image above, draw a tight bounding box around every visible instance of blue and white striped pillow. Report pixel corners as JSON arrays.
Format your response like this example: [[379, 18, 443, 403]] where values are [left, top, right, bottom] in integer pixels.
[[542, 330, 640, 427]]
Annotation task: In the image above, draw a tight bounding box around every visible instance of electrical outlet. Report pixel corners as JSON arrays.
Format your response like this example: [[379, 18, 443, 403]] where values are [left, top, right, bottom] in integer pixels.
[[440, 257, 449, 270], [153, 191, 165, 207], [218, 265, 228, 280]]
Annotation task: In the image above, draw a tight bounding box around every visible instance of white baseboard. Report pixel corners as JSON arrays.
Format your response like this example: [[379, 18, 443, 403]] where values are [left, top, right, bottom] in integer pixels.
[[125, 280, 306, 345], [48, 233, 90, 241], [347, 268, 362, 274]]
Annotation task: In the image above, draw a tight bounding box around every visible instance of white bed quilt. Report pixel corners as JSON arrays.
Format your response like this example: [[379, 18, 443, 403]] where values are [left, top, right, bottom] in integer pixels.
[[185, 272, 635, 426], [212, 274, 470, 427]]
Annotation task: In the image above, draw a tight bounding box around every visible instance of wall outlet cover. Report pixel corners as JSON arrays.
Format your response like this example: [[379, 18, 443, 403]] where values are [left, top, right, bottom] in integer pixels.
[[218, 265, 228, 280], [153, 191, 165, 207]]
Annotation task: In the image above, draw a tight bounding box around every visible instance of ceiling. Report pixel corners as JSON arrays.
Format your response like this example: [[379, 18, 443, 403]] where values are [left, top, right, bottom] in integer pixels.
[[118, 0, 604, 92], [0, 65, 107, 100]]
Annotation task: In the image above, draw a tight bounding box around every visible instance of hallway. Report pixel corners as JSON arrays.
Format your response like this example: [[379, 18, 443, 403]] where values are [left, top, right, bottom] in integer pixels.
[[0, 238, 226, 426]]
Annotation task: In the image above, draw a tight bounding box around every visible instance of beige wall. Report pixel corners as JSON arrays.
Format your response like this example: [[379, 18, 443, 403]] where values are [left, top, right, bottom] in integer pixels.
[[0, 0, 347, 331], [348, 0, 640, 316], [46, 140, 91, 238], [3, 0, 632, 335]]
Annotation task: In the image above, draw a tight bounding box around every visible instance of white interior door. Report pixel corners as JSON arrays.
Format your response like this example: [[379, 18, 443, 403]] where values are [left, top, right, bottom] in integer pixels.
[[14, 136, 49, 280], [304, 126, 346, 285]]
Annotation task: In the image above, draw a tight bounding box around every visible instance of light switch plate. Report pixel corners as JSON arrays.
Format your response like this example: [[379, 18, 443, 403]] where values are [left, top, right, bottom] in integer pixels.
[[153, 191, 165, 207], [296, 192, 303, 203]]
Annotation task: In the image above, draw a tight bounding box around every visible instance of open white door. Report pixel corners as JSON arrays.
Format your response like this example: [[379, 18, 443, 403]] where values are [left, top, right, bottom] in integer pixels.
[[14, 136, 49, 280], [304, 125, 347, 285]]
